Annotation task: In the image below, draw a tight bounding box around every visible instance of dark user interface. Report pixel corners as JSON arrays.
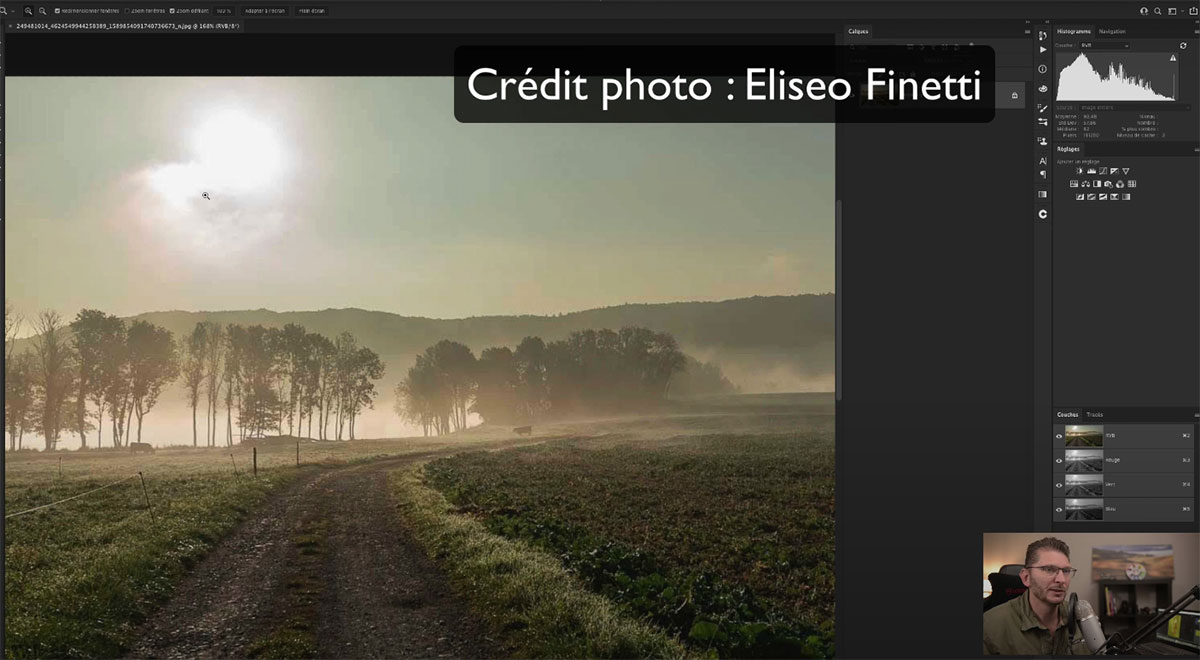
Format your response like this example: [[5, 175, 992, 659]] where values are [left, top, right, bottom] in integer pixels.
[[1, 1, 1196, 659]]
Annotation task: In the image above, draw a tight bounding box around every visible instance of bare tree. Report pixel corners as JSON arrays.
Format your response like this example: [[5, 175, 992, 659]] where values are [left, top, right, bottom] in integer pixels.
[[32, 311, 75, 451], [6, 352, 36, 451], [332, 333, 364, 440], [182, 323, 208, 447], [279, 323, 307, 436], [6, 302, 35, 450], [201, 322, 224, 447], [313, 335, 336, 440], [5, 301, 26, 449], [299, 332, 326, 439], [4, 299, 20, 362], [223, 324, 243, 447]]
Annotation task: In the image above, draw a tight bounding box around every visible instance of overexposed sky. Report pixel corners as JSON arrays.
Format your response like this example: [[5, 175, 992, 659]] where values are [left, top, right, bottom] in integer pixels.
[[5, 77, 833, 321]]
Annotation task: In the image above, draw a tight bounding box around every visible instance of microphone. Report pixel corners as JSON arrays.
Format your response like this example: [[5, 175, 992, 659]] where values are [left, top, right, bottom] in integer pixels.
[[1074, 598, 1108, 654]]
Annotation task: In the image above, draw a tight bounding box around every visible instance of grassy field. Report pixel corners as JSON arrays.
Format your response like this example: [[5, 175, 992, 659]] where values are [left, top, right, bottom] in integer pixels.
[[392, 466, 690, 660], [2, 437, 515, 660], [419, 394, 835, 658], [5, 394, 835, 659]]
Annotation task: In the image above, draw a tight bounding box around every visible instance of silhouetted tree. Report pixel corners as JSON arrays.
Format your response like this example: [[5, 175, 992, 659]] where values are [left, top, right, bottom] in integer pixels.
[[469, 327, 687, 423], [279, 323, 308, 436], [201, 322, 224, 447], [471, 346, 519, 425], [98, 319, 131, 447], [344, 346, 384, 440], [310, 333, 336, 440], [234, 325, 285, 439], [223, 324, 244, 446], [70, 310, 105, 448], [332, 333, 354, 440], [268, 327, 289, 434], [4, 300, 17, 354], [32, 311, 75, 451], [297, 332, 327, 439], [181, 323, 208, 447], [71, 310, 124, 449], [645, 330, 687, 399], [6, 352, 36, 451], [427, 340, 475, 432], [5, 302, 28, 450], [239, 379, 282, 439], [127, 320, 179, 444], [396, 358, 446, 436], [514, 336, 549, 422], [6, 302, 35, 451], [392, 340, 475, 435]]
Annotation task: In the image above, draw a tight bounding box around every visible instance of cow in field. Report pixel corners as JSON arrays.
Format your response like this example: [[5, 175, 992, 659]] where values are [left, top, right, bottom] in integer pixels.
[[130, 442, 155, 454], [513, 426, 533, 436]]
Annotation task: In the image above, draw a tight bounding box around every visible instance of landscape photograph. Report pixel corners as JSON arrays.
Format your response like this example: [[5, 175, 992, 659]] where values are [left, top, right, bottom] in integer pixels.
[[1063, 498, 1104, 521], [1064, 449, 1105, 473], [1063, 473, 1104, 498], [1064, 425, 1104, 448], [4, 77, 835, 659], [1092, 545, 1176, 581]]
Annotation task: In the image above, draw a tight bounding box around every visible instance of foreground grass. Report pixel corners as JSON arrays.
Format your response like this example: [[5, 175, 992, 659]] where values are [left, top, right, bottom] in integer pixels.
[[423, 433, 835, 658], [390, 465, 691, 659], [4, 464, 308, 659], [3, 435, 543, 659]]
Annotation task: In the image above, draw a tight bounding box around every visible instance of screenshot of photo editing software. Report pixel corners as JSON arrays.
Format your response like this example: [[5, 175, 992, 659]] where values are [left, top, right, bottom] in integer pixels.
[[2, 0, 1197, 658]]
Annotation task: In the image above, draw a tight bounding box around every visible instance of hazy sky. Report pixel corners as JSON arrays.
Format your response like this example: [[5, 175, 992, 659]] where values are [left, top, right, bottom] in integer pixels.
[[5, 77, 833, 324]]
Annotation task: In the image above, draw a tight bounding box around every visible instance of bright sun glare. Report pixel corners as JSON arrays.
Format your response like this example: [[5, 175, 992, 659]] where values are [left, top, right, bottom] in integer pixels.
[[147, 107, 286, 205], [191, 109, 285, 189], [138, 106, 291, 258]]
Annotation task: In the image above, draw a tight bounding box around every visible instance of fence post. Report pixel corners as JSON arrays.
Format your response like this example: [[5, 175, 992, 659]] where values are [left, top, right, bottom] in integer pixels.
[[230, 453, 238, 477], [138, 471, 156, 524], [253, 447, 257, 478], [59, 457, 62, 480], [296, 440, 300, 467]]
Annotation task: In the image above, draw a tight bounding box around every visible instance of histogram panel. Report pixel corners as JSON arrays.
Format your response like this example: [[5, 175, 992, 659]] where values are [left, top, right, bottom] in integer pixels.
[[1056, 51, 1179, 102]]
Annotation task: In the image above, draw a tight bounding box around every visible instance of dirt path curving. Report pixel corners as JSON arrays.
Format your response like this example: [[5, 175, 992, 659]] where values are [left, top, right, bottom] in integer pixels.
[[126, 450, 519, 659]]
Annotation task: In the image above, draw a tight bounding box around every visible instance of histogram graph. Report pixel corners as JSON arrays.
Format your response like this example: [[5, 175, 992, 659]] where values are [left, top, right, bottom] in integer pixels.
[[1056, 51, 1178, 102]]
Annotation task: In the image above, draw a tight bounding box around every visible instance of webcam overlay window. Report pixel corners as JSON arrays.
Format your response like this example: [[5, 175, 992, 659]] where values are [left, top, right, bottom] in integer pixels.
[[1, 2, 1196, 659]]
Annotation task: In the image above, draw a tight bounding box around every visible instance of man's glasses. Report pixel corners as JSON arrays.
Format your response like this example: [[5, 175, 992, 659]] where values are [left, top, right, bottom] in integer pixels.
[[1026, 565, 1078, 578]]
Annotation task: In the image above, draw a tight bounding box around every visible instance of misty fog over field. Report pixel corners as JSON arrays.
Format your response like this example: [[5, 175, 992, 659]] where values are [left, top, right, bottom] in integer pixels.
[[5, 77, 833, 451]]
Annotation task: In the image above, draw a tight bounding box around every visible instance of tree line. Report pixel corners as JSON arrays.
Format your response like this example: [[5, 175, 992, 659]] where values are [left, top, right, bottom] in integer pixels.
[[395, 327, 702, 435], [7, 302, 735, 448], [4, 302, 384, 451]]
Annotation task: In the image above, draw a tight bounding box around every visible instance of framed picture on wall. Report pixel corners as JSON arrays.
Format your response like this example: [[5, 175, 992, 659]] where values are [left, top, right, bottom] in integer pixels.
[[1093, 545, 1175, 581]]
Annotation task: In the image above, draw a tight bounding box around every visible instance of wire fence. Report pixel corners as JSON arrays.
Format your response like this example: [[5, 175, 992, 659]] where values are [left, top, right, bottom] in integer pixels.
[[5, 443, 300, 522], [4, 473, 142, 519]]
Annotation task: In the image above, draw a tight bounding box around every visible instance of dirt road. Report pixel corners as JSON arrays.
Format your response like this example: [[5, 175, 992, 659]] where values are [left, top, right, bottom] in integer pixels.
[[126, 453, 507, 659]]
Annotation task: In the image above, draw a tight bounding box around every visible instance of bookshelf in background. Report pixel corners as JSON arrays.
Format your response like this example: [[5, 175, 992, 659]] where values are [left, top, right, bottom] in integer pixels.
[[1099, 579, 1174, 633]]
